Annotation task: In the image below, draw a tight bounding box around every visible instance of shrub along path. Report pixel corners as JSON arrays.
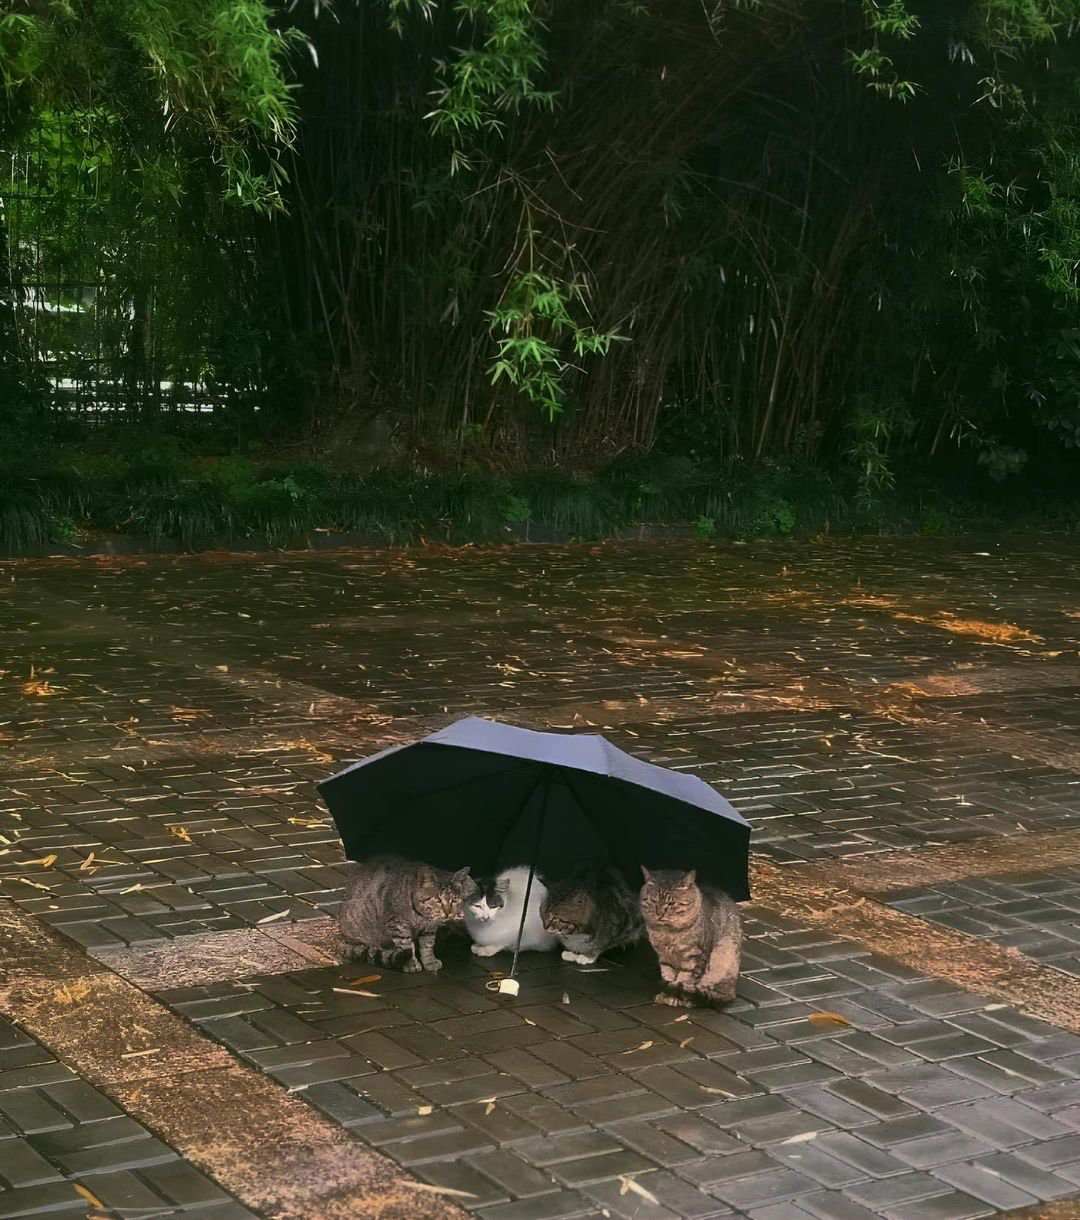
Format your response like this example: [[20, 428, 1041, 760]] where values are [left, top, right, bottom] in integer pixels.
[[1, 538, 1080, 1219]]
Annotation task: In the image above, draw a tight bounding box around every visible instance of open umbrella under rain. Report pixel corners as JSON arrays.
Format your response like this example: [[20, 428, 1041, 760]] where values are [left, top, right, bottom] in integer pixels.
[[319, 716, 751, 983]]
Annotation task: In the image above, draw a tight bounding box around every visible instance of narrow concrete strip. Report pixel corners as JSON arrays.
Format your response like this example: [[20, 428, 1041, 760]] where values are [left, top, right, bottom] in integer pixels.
[[786, 829, 1080, 894], [0, 901, 461, 1220], [751, 858, 1080, 1034], [89, 923, 339, 989], [1001, 1199, 1080, 1220]]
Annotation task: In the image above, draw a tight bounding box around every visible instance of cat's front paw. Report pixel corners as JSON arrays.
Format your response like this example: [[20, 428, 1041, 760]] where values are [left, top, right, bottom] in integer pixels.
[[471, 943, 502, 957], [400, 958, 423, 973], [654, 990, 692, 1007], [562, 950, 597, 965], [423, 958, 443, 973]]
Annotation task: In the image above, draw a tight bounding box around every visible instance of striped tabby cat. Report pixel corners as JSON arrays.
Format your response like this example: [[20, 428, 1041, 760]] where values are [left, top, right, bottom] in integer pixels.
[[339, 855, 474, 973], [639, 867, 742, 1006], [540, 866, 643, 964]]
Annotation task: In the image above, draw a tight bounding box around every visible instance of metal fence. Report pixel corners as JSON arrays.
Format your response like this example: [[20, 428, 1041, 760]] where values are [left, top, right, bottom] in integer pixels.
[[1, 115, 231, 422]]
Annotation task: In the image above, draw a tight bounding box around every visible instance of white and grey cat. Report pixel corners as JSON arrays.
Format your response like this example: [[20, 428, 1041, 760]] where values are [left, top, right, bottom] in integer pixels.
[[339, 854, 475, 973], [540, 866, 644, 963], [640, 866, 742, 1006], [464, 867, 558, 957]]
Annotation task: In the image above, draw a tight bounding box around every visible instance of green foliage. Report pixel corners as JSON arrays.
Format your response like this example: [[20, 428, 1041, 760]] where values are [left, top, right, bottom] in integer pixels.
[[2, 434, 1079, 554], [847, 395, 913, 504], [391, 0, 554, 165], [0, 0, 301, 210], [489, 271, 624, 420], [8, 0, 1080, 497]]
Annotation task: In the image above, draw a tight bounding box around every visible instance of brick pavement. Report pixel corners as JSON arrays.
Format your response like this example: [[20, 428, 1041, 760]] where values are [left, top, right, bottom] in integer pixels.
[[1, 538, 1080, 1218], [0, 1011, 255, 1219]]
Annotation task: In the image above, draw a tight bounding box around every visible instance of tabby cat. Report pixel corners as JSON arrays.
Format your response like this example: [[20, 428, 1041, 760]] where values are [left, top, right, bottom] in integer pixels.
[[639, 866, 742, 1006], [339, 855, 475, 972], [540, 866, 644, 964]]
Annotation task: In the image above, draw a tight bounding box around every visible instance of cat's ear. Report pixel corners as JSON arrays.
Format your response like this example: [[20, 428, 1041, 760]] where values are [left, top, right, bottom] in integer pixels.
[[451, 867, 472, 884], [640, 866, 653, 882], [681, 870, 697, 888]]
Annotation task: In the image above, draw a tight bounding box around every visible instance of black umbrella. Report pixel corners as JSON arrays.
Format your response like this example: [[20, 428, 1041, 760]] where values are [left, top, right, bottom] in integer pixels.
[[321, 713, 749, 896]]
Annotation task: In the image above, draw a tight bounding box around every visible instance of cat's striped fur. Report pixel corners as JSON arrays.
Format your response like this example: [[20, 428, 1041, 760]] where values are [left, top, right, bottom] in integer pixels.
[[639, 867, 741, 1006], [339, 854, 474, 973], [540, 866, 643, 964]]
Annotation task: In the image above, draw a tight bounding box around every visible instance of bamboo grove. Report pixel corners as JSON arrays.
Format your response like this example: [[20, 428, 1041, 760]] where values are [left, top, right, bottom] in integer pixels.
[[3, 0, 1080, 501]]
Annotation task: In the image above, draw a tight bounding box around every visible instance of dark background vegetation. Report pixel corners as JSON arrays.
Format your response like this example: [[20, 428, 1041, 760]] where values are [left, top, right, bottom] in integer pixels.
[[2, 0, 1080, 550]]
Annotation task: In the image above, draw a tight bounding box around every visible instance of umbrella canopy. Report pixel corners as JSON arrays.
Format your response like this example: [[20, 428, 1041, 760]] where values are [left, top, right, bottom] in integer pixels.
[[318, 716, 751, 900]]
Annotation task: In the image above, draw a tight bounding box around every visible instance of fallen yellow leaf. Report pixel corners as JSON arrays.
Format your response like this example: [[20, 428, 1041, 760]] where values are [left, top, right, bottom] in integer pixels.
[[620, 1040, 654, 1055], [619, 1175, 660, 1204], [35, 854, 58, 869], [22, 677, 57, 697], [809, 1011, 851, 1029], [168, 826, 192, 843], [417, 1105, 433, 1116], [349, 974, 382, 985], [74, 1183, 105, 1207]]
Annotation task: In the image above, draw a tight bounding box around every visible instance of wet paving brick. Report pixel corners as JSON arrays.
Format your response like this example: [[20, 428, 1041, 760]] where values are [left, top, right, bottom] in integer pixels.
[[0, 1013, 254, 1217], [887, 869, 1080, 979]]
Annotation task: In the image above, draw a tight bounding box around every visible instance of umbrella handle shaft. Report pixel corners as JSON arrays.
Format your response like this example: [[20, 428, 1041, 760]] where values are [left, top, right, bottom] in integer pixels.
[[509, 775, 549, 980]]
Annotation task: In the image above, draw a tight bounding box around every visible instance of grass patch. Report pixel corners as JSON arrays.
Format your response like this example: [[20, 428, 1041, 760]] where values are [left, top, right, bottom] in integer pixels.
[[1, 433, 1079, 554]]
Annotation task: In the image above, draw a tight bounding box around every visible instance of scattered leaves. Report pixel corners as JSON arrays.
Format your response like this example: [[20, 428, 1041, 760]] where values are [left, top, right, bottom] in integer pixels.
[[19, 877, 51, 891], [22, 667, 59, 697], [168, 826, 192, 843], [620, 1040, 654, 1055], [54, 980, 91, 1006]]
